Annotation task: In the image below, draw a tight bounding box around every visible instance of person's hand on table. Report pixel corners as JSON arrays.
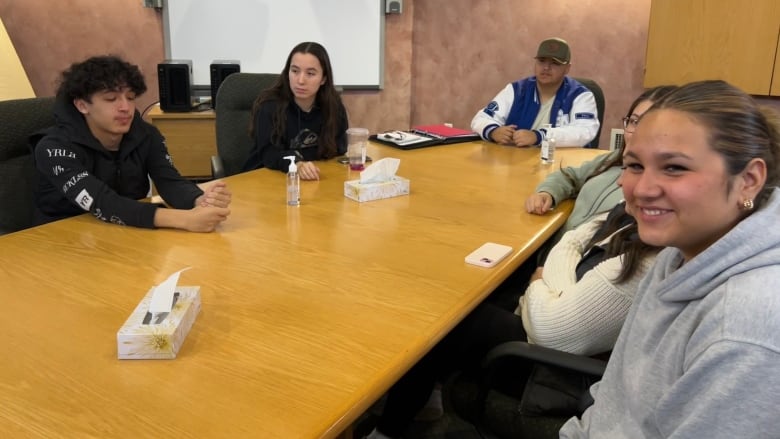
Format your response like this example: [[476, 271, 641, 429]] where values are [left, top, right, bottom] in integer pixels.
[[490, 125, 517, 145], [525, 192, 554, 215], [512, 129, 538, 147], [298, 161, 320, 180], [195, 180, 232, 208], [183, 206, 231, 232], [154, 205, 230, 232]]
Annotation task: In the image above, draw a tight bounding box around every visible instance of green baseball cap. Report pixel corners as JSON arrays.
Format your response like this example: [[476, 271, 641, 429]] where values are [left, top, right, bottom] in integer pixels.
[[536, 37, 571, 65]]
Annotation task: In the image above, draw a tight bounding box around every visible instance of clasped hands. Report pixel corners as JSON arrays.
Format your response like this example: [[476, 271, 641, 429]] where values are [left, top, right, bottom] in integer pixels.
[[188, 180, 232, 232], [195, 180, 232, 208], [490, 124, 538, 147]]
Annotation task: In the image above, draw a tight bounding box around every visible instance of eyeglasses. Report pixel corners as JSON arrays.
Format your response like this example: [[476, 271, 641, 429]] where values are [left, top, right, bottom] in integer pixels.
[[622, 116, 640, 133]]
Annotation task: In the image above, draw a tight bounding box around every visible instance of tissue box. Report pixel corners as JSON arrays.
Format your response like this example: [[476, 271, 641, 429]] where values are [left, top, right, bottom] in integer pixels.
[[117, 286, 201, 359], [344, 176, 410, 202]]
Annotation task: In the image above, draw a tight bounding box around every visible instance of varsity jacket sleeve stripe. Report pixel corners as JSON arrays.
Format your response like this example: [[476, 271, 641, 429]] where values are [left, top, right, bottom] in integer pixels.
[[470, 83, 514, 141]]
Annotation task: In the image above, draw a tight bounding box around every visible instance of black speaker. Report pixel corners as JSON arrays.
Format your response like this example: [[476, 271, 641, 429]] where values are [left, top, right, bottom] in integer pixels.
[[158, 60, 194, 112], [210, 60, 240, 109]]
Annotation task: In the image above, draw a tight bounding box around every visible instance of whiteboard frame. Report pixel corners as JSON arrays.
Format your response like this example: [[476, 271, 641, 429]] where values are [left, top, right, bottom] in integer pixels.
[[161, 0, 385, 90]]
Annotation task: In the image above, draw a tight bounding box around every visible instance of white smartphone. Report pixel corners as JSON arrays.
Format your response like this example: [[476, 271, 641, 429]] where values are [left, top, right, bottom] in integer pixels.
[[465, 242, 513, 268]]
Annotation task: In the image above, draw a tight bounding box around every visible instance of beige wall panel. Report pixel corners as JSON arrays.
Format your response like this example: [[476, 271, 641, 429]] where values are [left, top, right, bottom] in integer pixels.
[[645, 0, 780, 95], [0, 16, 34, 100]]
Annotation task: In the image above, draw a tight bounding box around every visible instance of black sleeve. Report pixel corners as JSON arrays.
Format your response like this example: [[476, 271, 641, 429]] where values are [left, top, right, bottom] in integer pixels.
[[336, 102, 349, 155], [34, 136, 159, 228], [243, 102, 298, 173], [145, 127, 203, 209]]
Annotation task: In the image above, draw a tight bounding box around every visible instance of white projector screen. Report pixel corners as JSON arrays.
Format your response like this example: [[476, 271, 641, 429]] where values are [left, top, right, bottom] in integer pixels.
[[162, 0, 385, 89]]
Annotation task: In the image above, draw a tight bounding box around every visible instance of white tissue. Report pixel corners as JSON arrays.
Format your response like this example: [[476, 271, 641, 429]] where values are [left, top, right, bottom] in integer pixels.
[[359, 157, 401, 184], [148, 267, 191, 313]]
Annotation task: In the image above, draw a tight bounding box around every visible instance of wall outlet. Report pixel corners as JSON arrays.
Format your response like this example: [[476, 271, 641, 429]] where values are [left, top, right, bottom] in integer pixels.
[[610, 128, 624, 151], [385, 0, 402, 14]]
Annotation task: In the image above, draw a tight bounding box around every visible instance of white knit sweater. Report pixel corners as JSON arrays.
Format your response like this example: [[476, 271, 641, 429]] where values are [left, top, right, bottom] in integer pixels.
[[517, 212, 657, 356]]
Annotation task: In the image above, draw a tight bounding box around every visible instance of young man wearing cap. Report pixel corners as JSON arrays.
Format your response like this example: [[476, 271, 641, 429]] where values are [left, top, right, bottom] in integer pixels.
[[470, 37, 599, 148]]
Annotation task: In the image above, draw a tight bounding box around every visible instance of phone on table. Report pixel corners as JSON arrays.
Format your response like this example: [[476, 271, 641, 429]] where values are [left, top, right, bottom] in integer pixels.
[[465, 243, 513, 268]]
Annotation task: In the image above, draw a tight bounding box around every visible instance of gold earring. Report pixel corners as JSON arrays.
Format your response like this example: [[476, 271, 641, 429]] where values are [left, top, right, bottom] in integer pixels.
[[742, 199, 754, 211]]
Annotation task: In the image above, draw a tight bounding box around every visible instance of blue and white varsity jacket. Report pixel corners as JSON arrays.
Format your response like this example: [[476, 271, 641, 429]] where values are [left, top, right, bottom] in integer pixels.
[[470, 76, 599, 147]]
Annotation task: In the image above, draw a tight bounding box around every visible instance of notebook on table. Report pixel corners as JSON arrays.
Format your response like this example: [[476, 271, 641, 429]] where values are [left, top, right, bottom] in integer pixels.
[[371, 130, 442, 150], [371, 125, 480, 150]]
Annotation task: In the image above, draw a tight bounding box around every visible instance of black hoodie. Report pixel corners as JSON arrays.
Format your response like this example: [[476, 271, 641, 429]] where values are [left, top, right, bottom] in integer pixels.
[[242, 99, 348, 172], [31, 96, 203, 228]]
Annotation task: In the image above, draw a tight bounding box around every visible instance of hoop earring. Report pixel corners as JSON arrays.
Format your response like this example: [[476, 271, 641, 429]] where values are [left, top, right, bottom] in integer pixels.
[[742, 199, 754, 211]]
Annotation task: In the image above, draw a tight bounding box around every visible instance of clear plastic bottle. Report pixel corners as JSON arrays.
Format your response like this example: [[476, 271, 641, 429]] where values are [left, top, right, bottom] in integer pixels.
[[283, 155, 300, 206], [541, 124, 556, 164]]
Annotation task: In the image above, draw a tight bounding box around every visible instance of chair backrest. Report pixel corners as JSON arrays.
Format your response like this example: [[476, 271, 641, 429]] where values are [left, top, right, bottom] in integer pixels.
[[573, 77, 605, 149], [215, 73, 280, 177], [0, 96, 55, 235]]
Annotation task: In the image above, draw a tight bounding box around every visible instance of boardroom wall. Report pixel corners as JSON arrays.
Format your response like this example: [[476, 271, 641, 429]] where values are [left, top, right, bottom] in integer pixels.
[[0, 1, 163, 114], [410, 0, 652, 147], [3, 0, 778, 149]]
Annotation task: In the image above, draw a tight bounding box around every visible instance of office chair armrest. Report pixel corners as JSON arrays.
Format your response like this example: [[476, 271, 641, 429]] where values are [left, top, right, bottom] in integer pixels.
[[211, 155, 226, 179], [482, 341, 607, 377], [459, 341, 606, 423]]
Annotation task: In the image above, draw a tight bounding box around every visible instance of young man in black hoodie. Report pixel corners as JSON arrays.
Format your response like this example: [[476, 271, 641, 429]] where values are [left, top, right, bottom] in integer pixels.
[[32, 55, 231, 231]]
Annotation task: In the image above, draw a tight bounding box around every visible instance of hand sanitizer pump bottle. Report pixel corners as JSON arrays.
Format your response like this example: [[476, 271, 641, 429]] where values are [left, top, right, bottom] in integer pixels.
[[283, 155, 300, 206], [541, 124, 556, 164]]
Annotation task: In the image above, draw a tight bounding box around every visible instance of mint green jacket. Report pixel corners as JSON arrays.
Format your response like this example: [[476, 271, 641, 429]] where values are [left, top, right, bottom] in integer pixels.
[[535, 149, 623, 244]]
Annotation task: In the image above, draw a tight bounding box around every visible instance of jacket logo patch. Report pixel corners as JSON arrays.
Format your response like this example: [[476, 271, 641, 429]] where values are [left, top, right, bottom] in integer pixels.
[[75, 188, 94, 211], [62, 171, 88, 193], [46, 148, 76, 159], [575, 113, 595, 120], [483, 101, 499, 117], [292, 128, 319, 149]]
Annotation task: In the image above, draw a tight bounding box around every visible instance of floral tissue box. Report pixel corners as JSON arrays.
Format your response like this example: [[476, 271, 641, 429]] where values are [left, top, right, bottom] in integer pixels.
[[344, 176, 410, 202], [117, 286, 201, 359]]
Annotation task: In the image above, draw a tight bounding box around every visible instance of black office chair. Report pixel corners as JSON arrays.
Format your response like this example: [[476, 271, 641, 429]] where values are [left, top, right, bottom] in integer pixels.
[[211, 72, 280, 178], [0, 96, 55, 235], [573, 77, 605, 149], [449, 341, 607, 439]]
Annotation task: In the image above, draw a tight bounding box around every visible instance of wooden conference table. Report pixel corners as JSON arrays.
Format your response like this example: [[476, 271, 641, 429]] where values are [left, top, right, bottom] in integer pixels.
[[0, 142, 602, 438]]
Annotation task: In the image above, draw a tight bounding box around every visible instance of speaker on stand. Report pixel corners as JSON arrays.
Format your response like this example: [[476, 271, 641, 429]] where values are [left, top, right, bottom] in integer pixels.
[[210, 60, 241, 110], [158, 60, 194, 112]]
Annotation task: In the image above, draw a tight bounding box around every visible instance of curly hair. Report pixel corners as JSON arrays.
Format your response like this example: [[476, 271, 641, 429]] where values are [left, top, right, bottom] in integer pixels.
[[57, 55, 147, 102]]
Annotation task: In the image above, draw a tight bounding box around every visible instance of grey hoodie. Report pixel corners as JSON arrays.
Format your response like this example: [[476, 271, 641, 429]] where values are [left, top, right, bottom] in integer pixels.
[[561, 188, 780, 438]]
